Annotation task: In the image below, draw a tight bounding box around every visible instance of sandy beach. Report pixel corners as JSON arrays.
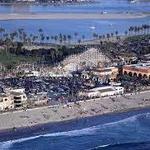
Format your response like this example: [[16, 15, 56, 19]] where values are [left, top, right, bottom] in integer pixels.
[[0, 13, 149, 21], [0, 90, 150, 131]]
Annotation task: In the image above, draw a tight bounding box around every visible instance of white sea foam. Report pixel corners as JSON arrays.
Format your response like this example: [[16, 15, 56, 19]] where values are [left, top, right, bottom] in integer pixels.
[[0, 112, 149, 149], [98, 144, 110, 148], [0, 141, 13, 150], [0, 126, 98, 149], [101, 112, 150, 127], [87, 144, 111, 150]]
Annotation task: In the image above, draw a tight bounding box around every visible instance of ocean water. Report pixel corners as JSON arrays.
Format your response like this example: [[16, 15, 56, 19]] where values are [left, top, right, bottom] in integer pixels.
[[0, 0, 149, 40], [0, 17, 150, 40], [1, 109, 150, 150]]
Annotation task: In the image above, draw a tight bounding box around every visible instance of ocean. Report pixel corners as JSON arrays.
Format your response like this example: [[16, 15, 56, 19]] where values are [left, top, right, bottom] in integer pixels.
[[0, 0, 150, 40], [1, 108, 150, 150], [0, 17, 150, 41]]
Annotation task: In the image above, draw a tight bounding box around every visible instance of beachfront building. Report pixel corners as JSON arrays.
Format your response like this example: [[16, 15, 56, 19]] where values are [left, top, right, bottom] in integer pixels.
[[10, 89, 27, 109], [123, 63, 150, 79], [0, 94, 14, 111], [94, 67, 119, 81], [79, 86, 124, 98], [81, 67, 119, 81]]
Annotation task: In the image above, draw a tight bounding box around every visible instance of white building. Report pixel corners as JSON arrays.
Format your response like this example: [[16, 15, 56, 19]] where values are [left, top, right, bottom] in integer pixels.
[[25, 71, 40, 77], [0, 94, 14, 111], [10, 89, 27, 109], [0, 88, 27, 111], [79, 86, 124, 98]]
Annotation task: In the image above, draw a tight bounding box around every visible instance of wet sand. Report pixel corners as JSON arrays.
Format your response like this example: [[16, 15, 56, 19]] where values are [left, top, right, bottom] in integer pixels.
[[0, 90, 150, 131], [0, 13, 149, 20]]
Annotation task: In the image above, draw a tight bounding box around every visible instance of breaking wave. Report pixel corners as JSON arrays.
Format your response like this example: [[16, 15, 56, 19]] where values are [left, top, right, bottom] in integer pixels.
[[1, 112, 150, 149], [90, 141, 150, 150]]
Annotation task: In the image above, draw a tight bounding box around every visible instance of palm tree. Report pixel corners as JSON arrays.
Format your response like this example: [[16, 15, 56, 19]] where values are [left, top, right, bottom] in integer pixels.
[[106, 33, 110, 40], [74, 32, 78, 42], [67, 35, 72, 43], [41, 35, 45, 43], [38, 28, 43, 33], [0, 28, 5, 40], [82, 35, 85, 41], [102, 35, 105, 39], [46, 36, 50, 41], [115, 31, 118, 37], [133, 26, 138, 35], [18, 28, 24, 41], [78, 39, 81, 44], [100, 41, 103, 45], [54, 35, 58, 43], [128, 26, 134, 35], [111, 33, 114, 37], [74, 32, 78, 37], [125, 31, 128, 36], [32, 35, 38, 45], [98, 35, 102, 40], [51, 35, 54, 40], [93, 33, 98, 39], [3, 33, 8, 41], [10, 33, 15, 42], [63, 34, 67, 44]]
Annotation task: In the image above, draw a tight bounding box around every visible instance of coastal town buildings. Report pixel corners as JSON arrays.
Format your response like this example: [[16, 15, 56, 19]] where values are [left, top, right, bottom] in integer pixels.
[[123, 63, 150, 79], [0, 88, 48, 111], [10, 89, 27, 109], [79, 86, 124, 98]]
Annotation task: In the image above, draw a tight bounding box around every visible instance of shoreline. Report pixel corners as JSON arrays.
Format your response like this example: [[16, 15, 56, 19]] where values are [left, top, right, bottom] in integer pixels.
[[1, 91, 150, 139], [0, 106, 150, 142], [0, 13, 149, 21]]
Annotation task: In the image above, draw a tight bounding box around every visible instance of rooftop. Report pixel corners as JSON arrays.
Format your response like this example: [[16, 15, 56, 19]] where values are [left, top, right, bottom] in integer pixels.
[[124, 63, 150, 73], [90, 86, 115, 93], [11, 92, 25, 96], [0, 93, 8, 98], [98, 88, 115, 93], [126, 63, 150, 68]]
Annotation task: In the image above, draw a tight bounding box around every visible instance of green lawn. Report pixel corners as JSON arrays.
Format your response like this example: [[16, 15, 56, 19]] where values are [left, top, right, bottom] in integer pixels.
[[0, 51, 38, 66]]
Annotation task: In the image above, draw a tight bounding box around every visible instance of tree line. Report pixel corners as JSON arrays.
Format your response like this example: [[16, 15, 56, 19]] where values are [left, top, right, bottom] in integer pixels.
[[0, 24, 149, 46], [0, 24, 149, 69]]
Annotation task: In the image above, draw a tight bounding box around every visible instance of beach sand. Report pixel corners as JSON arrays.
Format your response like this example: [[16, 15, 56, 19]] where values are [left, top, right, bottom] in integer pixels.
[[0, 13, 149, 20], [0, 90, 150, 131]]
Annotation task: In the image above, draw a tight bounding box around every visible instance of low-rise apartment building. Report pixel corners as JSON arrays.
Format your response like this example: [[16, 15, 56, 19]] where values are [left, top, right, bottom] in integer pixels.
[[0, 94, 14, 111], [10, 89, 27, 109]]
